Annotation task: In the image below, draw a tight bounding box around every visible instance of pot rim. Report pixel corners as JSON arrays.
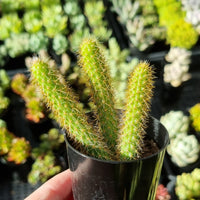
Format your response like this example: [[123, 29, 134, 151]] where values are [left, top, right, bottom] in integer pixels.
[[65, 116, 169, 164]]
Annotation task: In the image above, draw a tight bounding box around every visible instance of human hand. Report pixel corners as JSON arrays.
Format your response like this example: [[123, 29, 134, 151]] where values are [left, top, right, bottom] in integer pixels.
[[25, 169, 74, 200]]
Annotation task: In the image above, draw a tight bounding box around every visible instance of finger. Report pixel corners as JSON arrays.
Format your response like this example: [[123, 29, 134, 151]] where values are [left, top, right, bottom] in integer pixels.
[[25, 169, 73, 200]]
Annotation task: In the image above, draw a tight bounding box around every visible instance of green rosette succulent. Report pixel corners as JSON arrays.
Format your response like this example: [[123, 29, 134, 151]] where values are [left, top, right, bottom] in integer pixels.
[[176, 168, 200, 200], [167, 134, 200, 167], [23, 10, 43, 33], [160, 110, 190, 139]]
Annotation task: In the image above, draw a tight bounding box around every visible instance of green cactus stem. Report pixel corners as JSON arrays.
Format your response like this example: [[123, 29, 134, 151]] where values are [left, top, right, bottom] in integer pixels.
[[118, 62, 155, 160], [30, 58, 114, 160], [78, 37, 119, 153]]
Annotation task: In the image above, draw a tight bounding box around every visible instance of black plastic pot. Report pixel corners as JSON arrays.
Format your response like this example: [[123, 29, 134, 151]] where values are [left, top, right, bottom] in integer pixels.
[[65, 117, 169, 200]]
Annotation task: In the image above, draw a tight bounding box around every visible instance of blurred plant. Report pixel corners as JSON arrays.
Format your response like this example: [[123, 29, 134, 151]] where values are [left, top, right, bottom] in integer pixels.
[[0, 45, 8, 67], [7, 137, 31, 164], [0, 88, 10, 115], [40, 0, 60, 10], [176, 168, 200, 199], [11, 73, 46, 123], [5, 33, 30, 58], [42, 5, 68, 38], [155, 184, 171, 200], [0, 0, 21, 13], [0, 69, 10, 91], [167, 18, 198, 49], [112, 0, 165, 51], [153, 0, 199, 49], [31, 128, 64, 157], [0, 69, 10, 114], [69, 27, 90, 51], [189, 103, 200, 132], [163, 47, 191, 87], [22, 0, 40, 10], [181, 0, 200, 33], [23, 10, 43, 33], [160, 110, 190, 139], [167, 133, 200, 167], [28, 152, 61, 185], [0, 13, 23, 40], [105, 37, 139, 107], [0, 119, 7, 128], [63, 0, 82, 16], [29, 31, 49, 53], [0, 124, 14, 155], [84, 0, 112, 42], [0, 121, 31, 165], [28, 128, 64, 184], [52, 34, 69, 55], [11, 73, 28, 96]]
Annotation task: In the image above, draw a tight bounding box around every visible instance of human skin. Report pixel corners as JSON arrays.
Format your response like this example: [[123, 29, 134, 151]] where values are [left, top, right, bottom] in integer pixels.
[[25, 169, 74, 200]]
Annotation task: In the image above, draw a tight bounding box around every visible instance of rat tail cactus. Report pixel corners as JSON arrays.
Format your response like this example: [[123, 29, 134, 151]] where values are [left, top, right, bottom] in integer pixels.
[[78, 37, 119, 152], [30, 36, 155, 161], [118, 62, 155, 160], [30, 59, 114, 160]]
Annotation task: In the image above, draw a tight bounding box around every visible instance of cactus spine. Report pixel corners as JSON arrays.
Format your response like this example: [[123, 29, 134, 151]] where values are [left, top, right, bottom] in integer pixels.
[[118, 62, 155, 160], [78, 37, 119, 152], [30, 59, 114, 160]]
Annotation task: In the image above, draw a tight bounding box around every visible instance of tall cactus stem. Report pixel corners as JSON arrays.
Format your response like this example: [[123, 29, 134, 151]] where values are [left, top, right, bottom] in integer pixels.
[[118, 61, 155, 160], [30, 58, 114, 160], [78, 37, 119, 153]]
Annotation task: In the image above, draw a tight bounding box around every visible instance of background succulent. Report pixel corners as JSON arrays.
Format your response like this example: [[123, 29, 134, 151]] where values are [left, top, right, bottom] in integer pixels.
[[52, 34, 69, 55], [189, 103, 200, 132], [160, 110, 190, 139], [28, 151, 62, 185], [0, 13, 23, 40], [5, 33, 30, 58], [167, 133, 200, 167], [111, 0, 165, 51], [28, 128, 65, 185], [29, 31, 49, 53], [181, 0, 200, 33], [176, 168, 200, 199], [42, 5, 68, 38], [23, 10, 43, 34], [7, 137, 31, 164], [155, 184, 171, 200], [104, 37, 139, 107], [84, 0, 112, 42]]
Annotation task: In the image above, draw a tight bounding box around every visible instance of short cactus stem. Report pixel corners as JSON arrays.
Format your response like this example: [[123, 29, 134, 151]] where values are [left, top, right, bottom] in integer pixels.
[[118, 62, 155, 160], [79, 37, 119, 153], [30, 58, 114, 160]]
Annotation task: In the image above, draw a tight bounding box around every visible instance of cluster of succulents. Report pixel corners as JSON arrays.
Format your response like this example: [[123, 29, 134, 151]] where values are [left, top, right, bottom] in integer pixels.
[[175, 168, 200, 199], [189, 103, 200, 132], [153, 0, 199, 49], [111, 0, 166, 51], [163, 47, 192, 87], [0, 119, 31, 164], [181, 0, 200, 33], [11, 73, 46, 123], [28, 128, 64, 184], [160, 110, 200, 167], [0, 69, 10, 115]]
